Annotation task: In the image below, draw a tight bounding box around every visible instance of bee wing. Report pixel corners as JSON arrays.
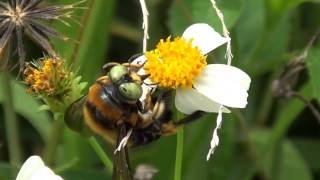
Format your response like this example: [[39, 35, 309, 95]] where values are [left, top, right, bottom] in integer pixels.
[[113, 125, 133, 180], [64, 96, 92, 136]]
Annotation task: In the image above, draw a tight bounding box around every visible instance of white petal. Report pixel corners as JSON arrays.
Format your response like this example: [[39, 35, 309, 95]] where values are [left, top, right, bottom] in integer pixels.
[[29, 167, 63, 180], [194, 64, 251, 108], [131, 55, 157, 102], [175, 87, 230, 114], [16, 156, 45, 180], [182, 23, 229, 54]]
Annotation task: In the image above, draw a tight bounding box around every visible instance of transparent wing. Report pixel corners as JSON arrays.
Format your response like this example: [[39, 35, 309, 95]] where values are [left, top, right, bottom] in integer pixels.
[[113, 125, 133, 180], [64, 96, 92, 137]]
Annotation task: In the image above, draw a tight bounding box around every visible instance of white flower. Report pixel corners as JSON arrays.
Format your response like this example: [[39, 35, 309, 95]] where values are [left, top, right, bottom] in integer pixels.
[[133, 23, 251, 160], [16, 156, 63, 180], [134, 23, 251, 113]]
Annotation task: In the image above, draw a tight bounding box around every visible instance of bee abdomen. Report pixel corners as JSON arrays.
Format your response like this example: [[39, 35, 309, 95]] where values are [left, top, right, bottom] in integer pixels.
[[131, 124, 162, 146], [85, 101, 116, 129]]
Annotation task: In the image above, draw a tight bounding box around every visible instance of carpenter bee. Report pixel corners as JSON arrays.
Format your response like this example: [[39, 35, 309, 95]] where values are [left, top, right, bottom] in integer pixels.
[[65, 57, 204, 179]]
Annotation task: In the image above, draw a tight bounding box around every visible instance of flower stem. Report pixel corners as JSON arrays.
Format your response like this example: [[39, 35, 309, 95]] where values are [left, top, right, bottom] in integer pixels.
[[44, 116, 64, 166], [174, 112, 184, 180], [1, 71, 22, 167], [87, 137, 113, 174]]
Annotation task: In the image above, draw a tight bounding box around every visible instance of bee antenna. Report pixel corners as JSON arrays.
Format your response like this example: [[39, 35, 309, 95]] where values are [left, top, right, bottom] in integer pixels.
[[128, 53, 144, 63], [140, 74, 150, 81], [128, 53, 145, 72]]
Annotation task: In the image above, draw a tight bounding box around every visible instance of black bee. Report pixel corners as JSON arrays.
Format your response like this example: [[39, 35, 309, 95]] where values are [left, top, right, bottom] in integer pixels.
[[65, 57, 204, 179]]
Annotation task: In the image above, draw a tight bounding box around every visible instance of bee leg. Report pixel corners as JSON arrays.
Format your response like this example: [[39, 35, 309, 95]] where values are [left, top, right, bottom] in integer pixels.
[[159, 111, 205, 136], [135, 93, 156, 129], [174, 111, 205, 126], [152, 91, 173, 116]]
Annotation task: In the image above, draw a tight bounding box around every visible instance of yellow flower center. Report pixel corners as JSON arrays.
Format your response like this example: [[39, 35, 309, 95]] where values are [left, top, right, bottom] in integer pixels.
[[24, 58, 66, 96], [144, 37, 207, 88]]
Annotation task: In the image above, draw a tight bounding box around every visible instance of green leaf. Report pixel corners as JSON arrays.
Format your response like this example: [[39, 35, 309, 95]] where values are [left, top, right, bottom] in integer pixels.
[[265, 0, 320, 29], [306, 45, 320, 104], [250, 130, 312, 180], [168, 0, 243, 35], [53, 0, 115, 84], [51, 0, 84, 60], [0, 76, 51, 142], [253, 14, 291, 74], [234, 0, 265, 62], [74, 0, 115, 84], [61, 168, 111, 180], [235, 0, 291, 75], [0, 163, 14, 180], [179, 115, 214, 180], [267, 0, 320, 16], [277, 141, 312, 180], [292, 138, 320, 171]]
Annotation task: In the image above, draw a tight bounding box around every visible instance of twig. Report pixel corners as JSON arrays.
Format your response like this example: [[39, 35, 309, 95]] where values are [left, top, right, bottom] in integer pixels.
[[290, 91, 320, 125]]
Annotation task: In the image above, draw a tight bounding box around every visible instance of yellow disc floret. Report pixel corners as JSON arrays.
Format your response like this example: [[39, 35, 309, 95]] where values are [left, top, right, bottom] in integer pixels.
[[144, 37, 207, 88], [24, 57, 67, 96]]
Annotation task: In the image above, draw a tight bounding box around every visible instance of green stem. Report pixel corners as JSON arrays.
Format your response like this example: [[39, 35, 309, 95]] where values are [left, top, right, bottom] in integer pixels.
[[2, 71, 22, 167], [87, 137, 113, 174], [44, 117, 64, 165], [174, 112, 184, 180], [255, 71, 279, 126]]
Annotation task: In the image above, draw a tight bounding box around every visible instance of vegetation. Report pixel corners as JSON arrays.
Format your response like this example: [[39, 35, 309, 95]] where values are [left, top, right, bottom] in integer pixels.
[[0, 0, 319, 179]]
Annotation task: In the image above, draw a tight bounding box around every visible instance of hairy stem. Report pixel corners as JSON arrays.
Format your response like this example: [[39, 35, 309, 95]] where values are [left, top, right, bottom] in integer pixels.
[[44, 116, 64, 166]]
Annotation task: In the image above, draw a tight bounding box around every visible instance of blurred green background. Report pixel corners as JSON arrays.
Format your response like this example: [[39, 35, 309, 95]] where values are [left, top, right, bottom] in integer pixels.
[[0, 0, 320, 179]]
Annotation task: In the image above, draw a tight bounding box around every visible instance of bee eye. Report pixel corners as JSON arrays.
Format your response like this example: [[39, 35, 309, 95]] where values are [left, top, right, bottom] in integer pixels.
[[119, 83, 142, 101], [109, 65, 129, 82]]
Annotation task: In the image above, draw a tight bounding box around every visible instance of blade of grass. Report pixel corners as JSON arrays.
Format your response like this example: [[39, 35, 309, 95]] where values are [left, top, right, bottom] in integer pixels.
[[74, 0, 115, 84], [0, 78, 51, 142], [1, 71, 22, 167], [0, 46, 22, 168]]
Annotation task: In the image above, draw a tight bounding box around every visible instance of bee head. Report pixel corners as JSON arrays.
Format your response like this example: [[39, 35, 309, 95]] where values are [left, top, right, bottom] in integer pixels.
[[107, 64, 143, 104]]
